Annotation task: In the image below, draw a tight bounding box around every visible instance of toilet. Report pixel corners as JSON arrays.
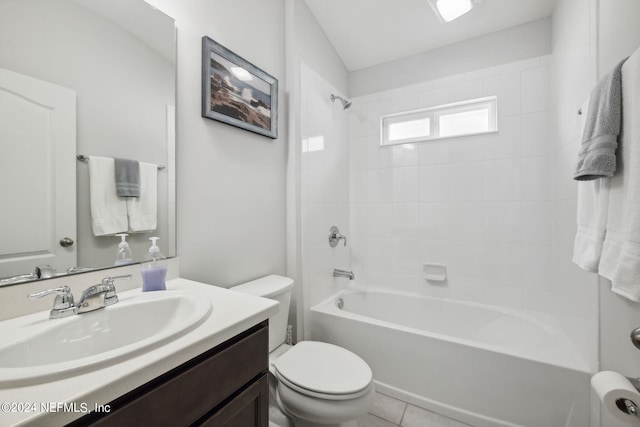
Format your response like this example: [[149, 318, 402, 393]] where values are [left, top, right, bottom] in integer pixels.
[[231, 275, 374, 427]]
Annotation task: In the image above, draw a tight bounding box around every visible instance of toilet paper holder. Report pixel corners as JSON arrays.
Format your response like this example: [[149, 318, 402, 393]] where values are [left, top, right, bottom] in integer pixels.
[[619, 377, 640, 418], [622, 327, 640, 417]]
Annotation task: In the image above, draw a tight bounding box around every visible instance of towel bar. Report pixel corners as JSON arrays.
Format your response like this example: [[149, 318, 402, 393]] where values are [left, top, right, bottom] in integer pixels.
[[76, 154, 165, 170]]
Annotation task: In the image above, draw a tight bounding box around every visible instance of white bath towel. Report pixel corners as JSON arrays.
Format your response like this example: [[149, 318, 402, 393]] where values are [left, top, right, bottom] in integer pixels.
[[598, 46, 640, 301], [127, 162, 157, 232], [89, 156, 128, 236], [573, 98, 610, 271]]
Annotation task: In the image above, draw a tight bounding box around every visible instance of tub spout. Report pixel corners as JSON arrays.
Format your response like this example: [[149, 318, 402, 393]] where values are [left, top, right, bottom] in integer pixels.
[[333, 269, 354, 280]]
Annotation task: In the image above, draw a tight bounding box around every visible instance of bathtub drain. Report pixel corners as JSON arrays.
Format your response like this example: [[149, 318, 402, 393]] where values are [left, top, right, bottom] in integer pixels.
[[335, 297, 344, 309]]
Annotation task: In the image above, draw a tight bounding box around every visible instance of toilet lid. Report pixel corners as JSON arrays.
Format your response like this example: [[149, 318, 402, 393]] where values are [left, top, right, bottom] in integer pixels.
[[273, 341, 372, 396]]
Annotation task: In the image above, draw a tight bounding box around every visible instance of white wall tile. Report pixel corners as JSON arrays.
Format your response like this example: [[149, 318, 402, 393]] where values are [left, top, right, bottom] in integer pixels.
[[522, 67, 551, 113], [391, 143, 419, 167], [367, 236, 395, 272], [482, 72, 521, 117], [367, 169, 393, 202], [419, 202, 449, 240], [449, 80, 483, 103], [350, 203, 368, 237], [521, 111, 551, 157], [483, 115, 521, 160], [483, 201, 522, 244], [350, 136, 369, 171], [418, 139, 449, 165], [371, 137, 393, 169], [447, 241, 487, 283], [483, 243, 523, 287], [419, 240, 449, 266], [418, 86, 449, 108], [419, 164, 450, 201], [448, 202, 484, 242], [522, 157, 552, 200], [449, 162, 484, 201], [522, 201, 552, 245], [350, 170, 368, 203], [483, 159, 522, 200], [521, 244, 552, 290], [392, 203, 420, 238], [448, 135, 484, 162], [393, 238, 422, 275], [393, 166, 420, 202], [367, 203, 393, 236]]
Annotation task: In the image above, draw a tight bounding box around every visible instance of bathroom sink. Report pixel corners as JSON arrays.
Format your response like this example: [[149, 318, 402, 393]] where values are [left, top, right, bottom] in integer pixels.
[[0, 290, 212, 386]]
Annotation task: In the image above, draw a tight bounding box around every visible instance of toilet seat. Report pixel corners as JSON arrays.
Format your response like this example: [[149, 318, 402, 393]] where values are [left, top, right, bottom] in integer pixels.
[[273, 341, 373, 401]]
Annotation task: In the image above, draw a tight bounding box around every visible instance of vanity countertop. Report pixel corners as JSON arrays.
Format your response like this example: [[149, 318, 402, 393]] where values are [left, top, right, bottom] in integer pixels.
[[0, 278, 279, 427]]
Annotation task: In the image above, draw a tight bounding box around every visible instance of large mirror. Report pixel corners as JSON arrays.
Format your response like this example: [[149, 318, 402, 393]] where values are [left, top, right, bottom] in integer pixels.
[[0, 0, 176, 285]]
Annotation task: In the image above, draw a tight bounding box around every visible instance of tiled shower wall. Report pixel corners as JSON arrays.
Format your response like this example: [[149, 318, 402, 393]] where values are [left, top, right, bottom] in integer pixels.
[[300, 64, 351, 339], [349, 56, 554, 310]]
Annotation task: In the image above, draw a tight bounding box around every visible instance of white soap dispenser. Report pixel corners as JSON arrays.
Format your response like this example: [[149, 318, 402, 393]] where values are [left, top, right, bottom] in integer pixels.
[[140, 237, 167, 292], [114, 233, 133, 266]]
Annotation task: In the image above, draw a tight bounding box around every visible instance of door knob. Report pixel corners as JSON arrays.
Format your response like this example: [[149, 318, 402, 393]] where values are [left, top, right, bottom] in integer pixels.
[[59, 237, 74, 247]]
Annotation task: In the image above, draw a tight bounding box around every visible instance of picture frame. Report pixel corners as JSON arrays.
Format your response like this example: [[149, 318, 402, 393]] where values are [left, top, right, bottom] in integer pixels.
[[201, 36, 278, 139]]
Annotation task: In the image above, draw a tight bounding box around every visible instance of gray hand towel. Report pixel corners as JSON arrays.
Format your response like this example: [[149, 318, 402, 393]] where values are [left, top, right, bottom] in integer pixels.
[[573, 58, 627, 181], [114, 158, 140, 197]]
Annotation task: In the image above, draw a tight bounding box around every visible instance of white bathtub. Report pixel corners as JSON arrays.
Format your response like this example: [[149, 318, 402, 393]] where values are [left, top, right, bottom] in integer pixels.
[[310, 290, 590, 427]]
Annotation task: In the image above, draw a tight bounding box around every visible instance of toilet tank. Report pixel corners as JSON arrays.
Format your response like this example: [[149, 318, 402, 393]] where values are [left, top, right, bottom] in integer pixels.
[[231, 275, 294, 352]]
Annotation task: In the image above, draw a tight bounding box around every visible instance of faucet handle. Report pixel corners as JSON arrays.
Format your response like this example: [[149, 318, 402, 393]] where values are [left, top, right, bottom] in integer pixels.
[[101, 274, 133, 287], [27, 286, 76, 319], [100, 274, 131, 306]]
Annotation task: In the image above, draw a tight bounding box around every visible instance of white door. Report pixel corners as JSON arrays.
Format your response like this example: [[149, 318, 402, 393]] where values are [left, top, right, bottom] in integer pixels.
[[0, 67, 76, 279]]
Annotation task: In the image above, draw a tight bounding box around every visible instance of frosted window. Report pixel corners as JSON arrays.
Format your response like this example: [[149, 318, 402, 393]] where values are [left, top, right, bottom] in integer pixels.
[[380, 96, 497, 146], [439, 109, 489, 137], [388, 118, 431, 141]]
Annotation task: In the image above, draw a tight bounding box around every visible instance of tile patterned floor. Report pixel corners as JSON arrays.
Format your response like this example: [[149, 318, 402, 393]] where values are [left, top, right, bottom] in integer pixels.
[[356, 392, 472, 427]]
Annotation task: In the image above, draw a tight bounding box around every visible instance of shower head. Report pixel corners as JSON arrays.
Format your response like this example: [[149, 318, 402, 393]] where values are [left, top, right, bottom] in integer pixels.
[[331, 94, 352, 110]]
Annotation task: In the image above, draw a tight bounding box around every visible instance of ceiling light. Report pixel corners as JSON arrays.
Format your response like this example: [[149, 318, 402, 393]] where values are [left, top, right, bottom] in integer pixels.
[[431, 0, 479, 23]]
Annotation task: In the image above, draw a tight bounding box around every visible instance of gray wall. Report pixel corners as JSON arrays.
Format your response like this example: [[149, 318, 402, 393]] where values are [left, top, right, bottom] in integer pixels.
[[349, 18, 552, 97], [146, 0, 288, 287]]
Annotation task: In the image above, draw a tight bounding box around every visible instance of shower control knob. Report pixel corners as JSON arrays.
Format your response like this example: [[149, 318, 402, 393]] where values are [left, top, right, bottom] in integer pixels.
[[630, 327, 640, 350], [59, 237, 74, 247], [631, 327, 640, 350], [329, 226, 347, 247]]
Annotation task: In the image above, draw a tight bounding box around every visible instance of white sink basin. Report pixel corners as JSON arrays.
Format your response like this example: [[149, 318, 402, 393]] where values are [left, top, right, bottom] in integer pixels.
[[0, 290, 212, 386]]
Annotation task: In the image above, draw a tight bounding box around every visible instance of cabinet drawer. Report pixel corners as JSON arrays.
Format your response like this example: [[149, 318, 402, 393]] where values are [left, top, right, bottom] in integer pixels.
[[76, 322, 268, 426], [199, 374, 268, 427]]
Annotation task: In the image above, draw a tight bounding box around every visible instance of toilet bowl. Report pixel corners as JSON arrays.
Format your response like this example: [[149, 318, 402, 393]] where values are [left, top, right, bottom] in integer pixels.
[[232, 275, 374, 427]]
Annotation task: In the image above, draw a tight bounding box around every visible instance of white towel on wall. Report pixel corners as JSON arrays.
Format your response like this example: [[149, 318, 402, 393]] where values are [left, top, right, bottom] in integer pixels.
[[573, 178, 610, 271], [573, 98, 611, 271], [89, 156, 128, 236], [127, 162, 157, 232], [598, 47, 640, 301]]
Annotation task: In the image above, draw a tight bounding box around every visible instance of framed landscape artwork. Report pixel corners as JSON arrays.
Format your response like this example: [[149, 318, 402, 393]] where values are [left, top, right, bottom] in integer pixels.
[[201, 36, 278, 139]]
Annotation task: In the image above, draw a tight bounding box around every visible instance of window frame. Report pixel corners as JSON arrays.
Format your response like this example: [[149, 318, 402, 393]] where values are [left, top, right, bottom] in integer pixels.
[[380, 96, 498, 146]]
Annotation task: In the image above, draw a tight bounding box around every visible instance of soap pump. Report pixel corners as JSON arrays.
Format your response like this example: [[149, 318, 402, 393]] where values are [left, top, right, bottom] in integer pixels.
[[140, 237, 167, 292], [114, 233, 133, 266]]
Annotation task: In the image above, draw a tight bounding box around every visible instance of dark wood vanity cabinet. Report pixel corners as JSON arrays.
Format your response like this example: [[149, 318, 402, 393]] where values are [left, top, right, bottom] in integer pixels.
[[69, 321, 269, 427]]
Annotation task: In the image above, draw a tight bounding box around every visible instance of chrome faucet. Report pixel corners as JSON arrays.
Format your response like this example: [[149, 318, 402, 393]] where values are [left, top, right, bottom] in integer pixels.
[[76, 274, 131, 314], [28, 274, 132, 319], [333, 269, 355, 280]]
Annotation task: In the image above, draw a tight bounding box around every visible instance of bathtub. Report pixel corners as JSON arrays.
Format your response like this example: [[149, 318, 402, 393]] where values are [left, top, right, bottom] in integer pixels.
[[310, 289, 590, 427]]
